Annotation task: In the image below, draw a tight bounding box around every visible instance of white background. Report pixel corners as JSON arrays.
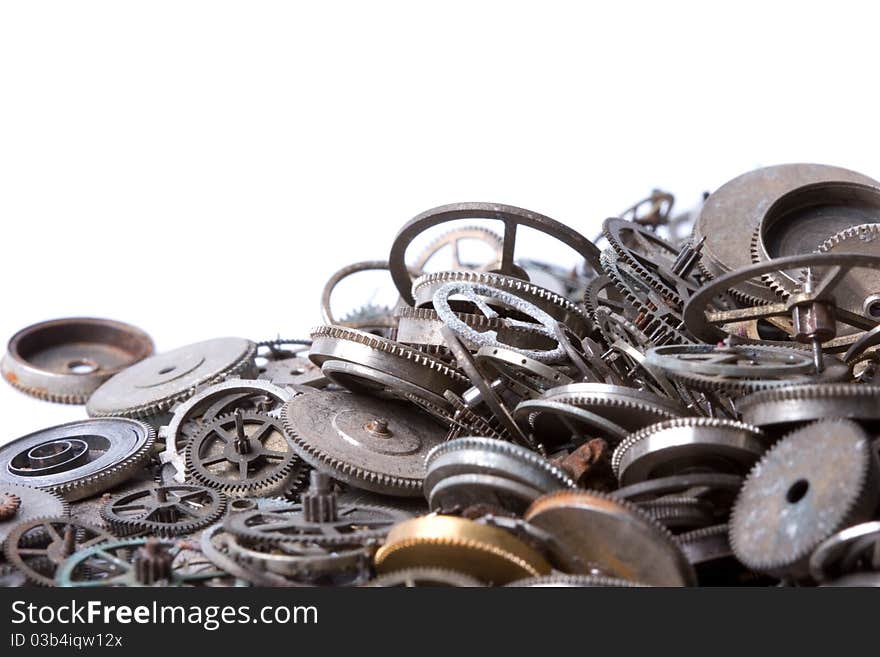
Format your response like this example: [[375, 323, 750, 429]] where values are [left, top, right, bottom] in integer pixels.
[[1, 1, 879, 440]]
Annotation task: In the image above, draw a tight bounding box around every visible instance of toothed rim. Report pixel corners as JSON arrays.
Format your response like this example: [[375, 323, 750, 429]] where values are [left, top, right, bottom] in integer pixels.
[[749, 224, 795, 300], [99, 485, 228, 538], [676, 523, 730, 545], [602, 218, 687, 308], [88, 340, 258, 419], [186, 411, 303, 497], [280, 400, 424, 495], [505, 574, 649, 587], [1, 375, 90, 405], [0, 483, 69, 525], [739, 383, 880, 407], [818, 222, 880, 253], [412, 270, 590, 324], [413, 224, 504, 269], [729, 419, 877, 574], [525, 488, 685, 559], [541, 392, 684, 423], [3, 516, 114, 587], [612, 417, 765, 477], [425, 437, 576, 489], [374, 535, 546, 580], [0, 419, 156, 502], [309, 325, 468, 386], [223, 502, 406, 547]]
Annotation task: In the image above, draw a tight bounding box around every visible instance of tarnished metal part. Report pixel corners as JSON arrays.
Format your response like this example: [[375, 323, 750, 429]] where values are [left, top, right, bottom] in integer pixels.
[[2, 317, 154, 404]]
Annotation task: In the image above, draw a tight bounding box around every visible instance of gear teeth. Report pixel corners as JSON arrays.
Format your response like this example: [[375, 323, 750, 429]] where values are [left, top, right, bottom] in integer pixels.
[[817, 223, 880, 253], [99, 485, 228, 538], [186, 411, 306, 498], [411, 271, 591, 327], [425, 437, 576, 489], [729, 419, 879, 578], [506, 574, 648, 587], [612, 417, 765, 478], [90, 341, 258, 420], [309, 325, 469, 386], [2, 377, 90, 405]]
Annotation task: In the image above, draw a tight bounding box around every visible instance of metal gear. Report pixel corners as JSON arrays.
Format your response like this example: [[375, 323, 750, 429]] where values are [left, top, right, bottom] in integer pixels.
[[412, 270, 593, 338], [158, 378, 298, 485], [2, 317, 154, 404], [809, 521, 880, 583], [0, 418, 155, 501], [0, 491, 21, 520], [423, 437, 575, 513], [373, 514, 551, 585], [57, 537, 226, 587], [612, 417, 766, 486], [308, 324, 469, 408], [185, 409, 306, 498], [738, 383, 880, 428], [86, 337, 258, 419], [4, 517, 114, 586], [729, 419, 880, 579], [100, 484, 227, 537], [281, 390, 446, 497], [524, 489, 695, 586]]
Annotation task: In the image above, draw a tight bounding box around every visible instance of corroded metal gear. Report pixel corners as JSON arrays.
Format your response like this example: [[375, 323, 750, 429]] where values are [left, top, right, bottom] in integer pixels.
[[185, 409, 307, 498], [730, 419, 880, 579], [0, 491, 22, 521], [738, 383, 880, 428], [0, 418, 155, 501], [87, 337, 258, 419], [374, 515, 551, 585], [0, 483, 69, 544], [2, 317, 154, 404], [309, 324, 469, 408], [611, 417, 766, 486], [4, 517, 114, 586], [281, 390, 446, 497], [100, 484, 227, 537], [524, 489, 695, 586]]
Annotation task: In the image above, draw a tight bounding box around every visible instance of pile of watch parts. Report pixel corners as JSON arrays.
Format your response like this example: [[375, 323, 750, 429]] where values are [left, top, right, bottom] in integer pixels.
[[2, 163, 880, 588]]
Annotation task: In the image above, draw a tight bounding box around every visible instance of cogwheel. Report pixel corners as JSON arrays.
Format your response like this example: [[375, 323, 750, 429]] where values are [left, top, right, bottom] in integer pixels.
[[602, 217, 689, 308], [186, 410, 306, 498], [749, 225, 793, 300], [541, 383, 685, 430], [411, 270, 592, 337], [611, 417, 766, 483], [818, 222, 880, 254], [87, 337, 258, 419], [0, 483, 69, 545], [280, 390, 446, 497], [365, 567, 484, 587], [524, 488, 695, 586], [223, 501, 409, 548], [0, 418, 156, 501], [100, 484, 228, 537], [309, 324, 469, 405], [4, 516, 114, 586], [738, 383, 880, 428], [729, 419, 880, 579], [340, 303, 394, 325], [505, 574, 649, 587], [600, 249, 688, 343], [412, 224, 504, 272], [0, 492, 21, 521]]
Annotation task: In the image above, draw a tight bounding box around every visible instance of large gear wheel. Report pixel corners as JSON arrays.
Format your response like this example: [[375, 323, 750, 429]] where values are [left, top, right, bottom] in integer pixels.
[[373, 515, 551, 585], [281, 390, 446, 497], [412, 270, 593, 338], [0, 418, 155, 501], [4, 517, 114, 586], [423, 437, 575, 513], [730, 419, 880, 579], [158, 378, 298, 485], [525, 489, 695, 586], [87, 337, 258, 419], [100, 484, 227, 537], [186, 409, 306, 498], [365, 567, 484, 587], [738, 383, 880, 428], [505, 574, 648, 587], [308, 325, 469, 408], [611, 417, 766, 486]]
